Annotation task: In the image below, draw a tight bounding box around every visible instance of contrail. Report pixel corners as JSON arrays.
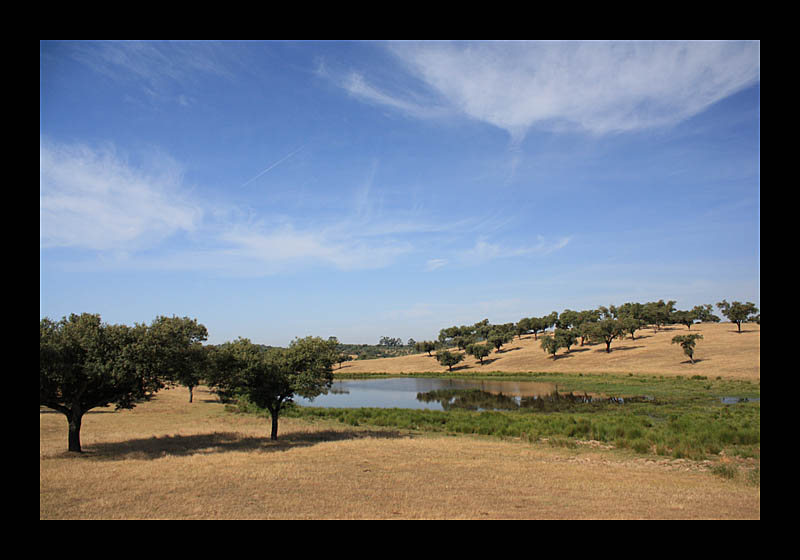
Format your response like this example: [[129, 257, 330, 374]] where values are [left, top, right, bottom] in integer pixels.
[[240, 144, 305, 188]]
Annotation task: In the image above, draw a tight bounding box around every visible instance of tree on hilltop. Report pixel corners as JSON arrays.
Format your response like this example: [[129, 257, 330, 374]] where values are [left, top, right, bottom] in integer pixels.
[[692, 304, 720, 324], [585, 319, 626, 353], [717, 300, 759, 333], [671, 310, 697, 330], [554, 328, 578, 353], [415, 340, 437, 356]]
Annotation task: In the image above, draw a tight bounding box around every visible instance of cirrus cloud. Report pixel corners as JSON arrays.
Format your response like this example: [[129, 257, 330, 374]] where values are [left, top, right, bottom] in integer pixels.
[[40, 138, 202, 251], [334, 40, 760, 143]]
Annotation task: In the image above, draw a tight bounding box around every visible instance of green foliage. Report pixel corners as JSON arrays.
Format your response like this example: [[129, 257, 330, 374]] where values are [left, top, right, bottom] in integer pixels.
[[378, 336, 404, 347], [540, 335, 560, 359], [435, 349, 465, 371], [40, 313, 208, 452], [585, 319, 626, 352], [147, 315, 208, 401], [553, 328, 578, 353], [692, 304, 720, 323], [487, 329, 514, 352], [717, 300, 759, 332], [415, 340, 437, 356], [466, 342, 491, 364], [207, 336, 337, 440], [671, 333, 704, 363]]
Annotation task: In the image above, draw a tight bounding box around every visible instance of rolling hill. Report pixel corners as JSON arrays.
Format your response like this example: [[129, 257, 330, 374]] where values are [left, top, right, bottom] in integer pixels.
[[340, 322, 760, 381]]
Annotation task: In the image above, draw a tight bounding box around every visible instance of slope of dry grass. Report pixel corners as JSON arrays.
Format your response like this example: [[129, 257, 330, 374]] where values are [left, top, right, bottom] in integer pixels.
[[341, 322, 760, 381], [41, 384, 760, 519]]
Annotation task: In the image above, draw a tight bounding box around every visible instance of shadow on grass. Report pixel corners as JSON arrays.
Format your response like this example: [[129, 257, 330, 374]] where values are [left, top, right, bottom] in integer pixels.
[[79, 428, 406, 461]]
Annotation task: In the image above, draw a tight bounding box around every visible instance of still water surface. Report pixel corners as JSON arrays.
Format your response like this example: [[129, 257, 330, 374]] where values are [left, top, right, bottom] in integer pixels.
[[295, 377, 627, 411]]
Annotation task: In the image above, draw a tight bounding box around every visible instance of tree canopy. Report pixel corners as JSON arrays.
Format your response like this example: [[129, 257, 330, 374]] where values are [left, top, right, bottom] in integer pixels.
[[717, 300, 759, 333], [206, 336, 338, 440], [40, 313, 207, 452]]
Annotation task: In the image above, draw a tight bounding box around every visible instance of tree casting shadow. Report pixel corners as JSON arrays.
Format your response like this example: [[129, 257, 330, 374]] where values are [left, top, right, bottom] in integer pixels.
[[79, 428, 406, 461]]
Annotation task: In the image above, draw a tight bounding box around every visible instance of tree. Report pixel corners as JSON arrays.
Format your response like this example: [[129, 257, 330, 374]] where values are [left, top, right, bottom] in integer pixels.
[[515, 317, 532, 339], [147, 315, 209, 402], [717, 300, 759, 333], [619, 316, 643, 340], [208, 336, 337, 440], [40, 313, 201, 452], [557, 310, 579, 330], [672, 334, 704, 364], [692, 304, 720, 324], [487, 329, 513, 352], [435, 349, 464, 371], [415, 340, 437, 356], [335, 353, 352, 369], [540, 335, 561, 359], [585, 319, 626, 353], [671, 310, 697, 329], [466, 343, 491, 364], [454, 335, 475, 351], [574, 309, 600, 345], [378, 336, 402, 347], [642, 300, 676, 331], [554, 328, 578, 353]]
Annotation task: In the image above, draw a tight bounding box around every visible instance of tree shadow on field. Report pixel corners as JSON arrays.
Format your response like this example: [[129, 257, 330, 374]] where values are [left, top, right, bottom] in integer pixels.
[[81, 428, 406, 461]]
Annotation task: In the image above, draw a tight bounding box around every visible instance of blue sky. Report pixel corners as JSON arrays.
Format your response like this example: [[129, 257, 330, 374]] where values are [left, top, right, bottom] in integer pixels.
[[40, 40, 760, 346]]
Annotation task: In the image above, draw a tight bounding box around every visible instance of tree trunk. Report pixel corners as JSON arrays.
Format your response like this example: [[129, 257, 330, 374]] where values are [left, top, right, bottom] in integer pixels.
[[270, 413, 279, 440], [188, 386, 194, 403], [67, 409, 83, 453]]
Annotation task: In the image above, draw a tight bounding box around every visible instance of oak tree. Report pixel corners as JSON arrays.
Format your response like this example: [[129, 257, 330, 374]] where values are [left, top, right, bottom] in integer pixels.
[[672, 333, 704, 364], [40, 313, 206, 452]]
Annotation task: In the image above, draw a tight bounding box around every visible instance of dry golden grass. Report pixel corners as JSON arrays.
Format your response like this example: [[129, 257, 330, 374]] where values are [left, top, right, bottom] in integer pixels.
[[343, 322, 760, 381], [41, 383, 760, 519]]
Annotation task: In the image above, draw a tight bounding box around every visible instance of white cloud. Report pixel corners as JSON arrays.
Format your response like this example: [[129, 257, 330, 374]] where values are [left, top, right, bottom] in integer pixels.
[[338, 40, 760, 142], [65, 41, 235, 104], [461, 235, 571, 263], [425, 258, 449, 271], [218, 224, 411, 273], [40, 139, 202, 251]]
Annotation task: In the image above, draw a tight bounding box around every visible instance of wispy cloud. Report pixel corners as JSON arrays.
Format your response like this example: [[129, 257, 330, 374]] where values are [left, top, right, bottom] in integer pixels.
[[340, 71, 450, 120], [40, 138, 202, 251], [331, 40, 760, 144], [460, 235, 571, 263], [40, 137, 571, 276], [40, 139, 414, 274], [61, 40, 237, 104], [425, 258, 449, 271], [215, 223, 412, 274]]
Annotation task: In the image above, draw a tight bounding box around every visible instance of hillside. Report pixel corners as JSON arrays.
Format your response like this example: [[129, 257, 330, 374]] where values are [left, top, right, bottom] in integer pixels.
[[340, 322, 760, 381]]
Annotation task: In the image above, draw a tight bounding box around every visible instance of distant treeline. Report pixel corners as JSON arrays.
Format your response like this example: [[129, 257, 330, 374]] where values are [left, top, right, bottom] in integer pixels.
[[219, 299, 759, 362], [405, 299, 760, 361]]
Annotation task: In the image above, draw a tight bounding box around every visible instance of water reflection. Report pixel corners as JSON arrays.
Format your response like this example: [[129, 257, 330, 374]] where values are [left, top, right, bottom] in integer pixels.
[[295, 377, 648, 412]]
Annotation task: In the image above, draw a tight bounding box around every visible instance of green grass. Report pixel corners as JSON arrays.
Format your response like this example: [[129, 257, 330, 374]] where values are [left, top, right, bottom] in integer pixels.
[[241, 371, 760, 462]]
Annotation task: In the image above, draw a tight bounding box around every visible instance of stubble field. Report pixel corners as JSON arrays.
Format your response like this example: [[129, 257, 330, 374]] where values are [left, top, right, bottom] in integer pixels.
[[40, 322, 759, 519]]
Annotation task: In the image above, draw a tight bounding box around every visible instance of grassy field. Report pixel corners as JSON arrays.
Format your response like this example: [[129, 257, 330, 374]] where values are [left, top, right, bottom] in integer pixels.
[[40, 322, 760, 519]]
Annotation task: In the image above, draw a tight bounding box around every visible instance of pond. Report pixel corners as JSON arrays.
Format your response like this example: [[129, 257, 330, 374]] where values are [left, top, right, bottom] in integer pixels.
[[294, 377, 648, 412]]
